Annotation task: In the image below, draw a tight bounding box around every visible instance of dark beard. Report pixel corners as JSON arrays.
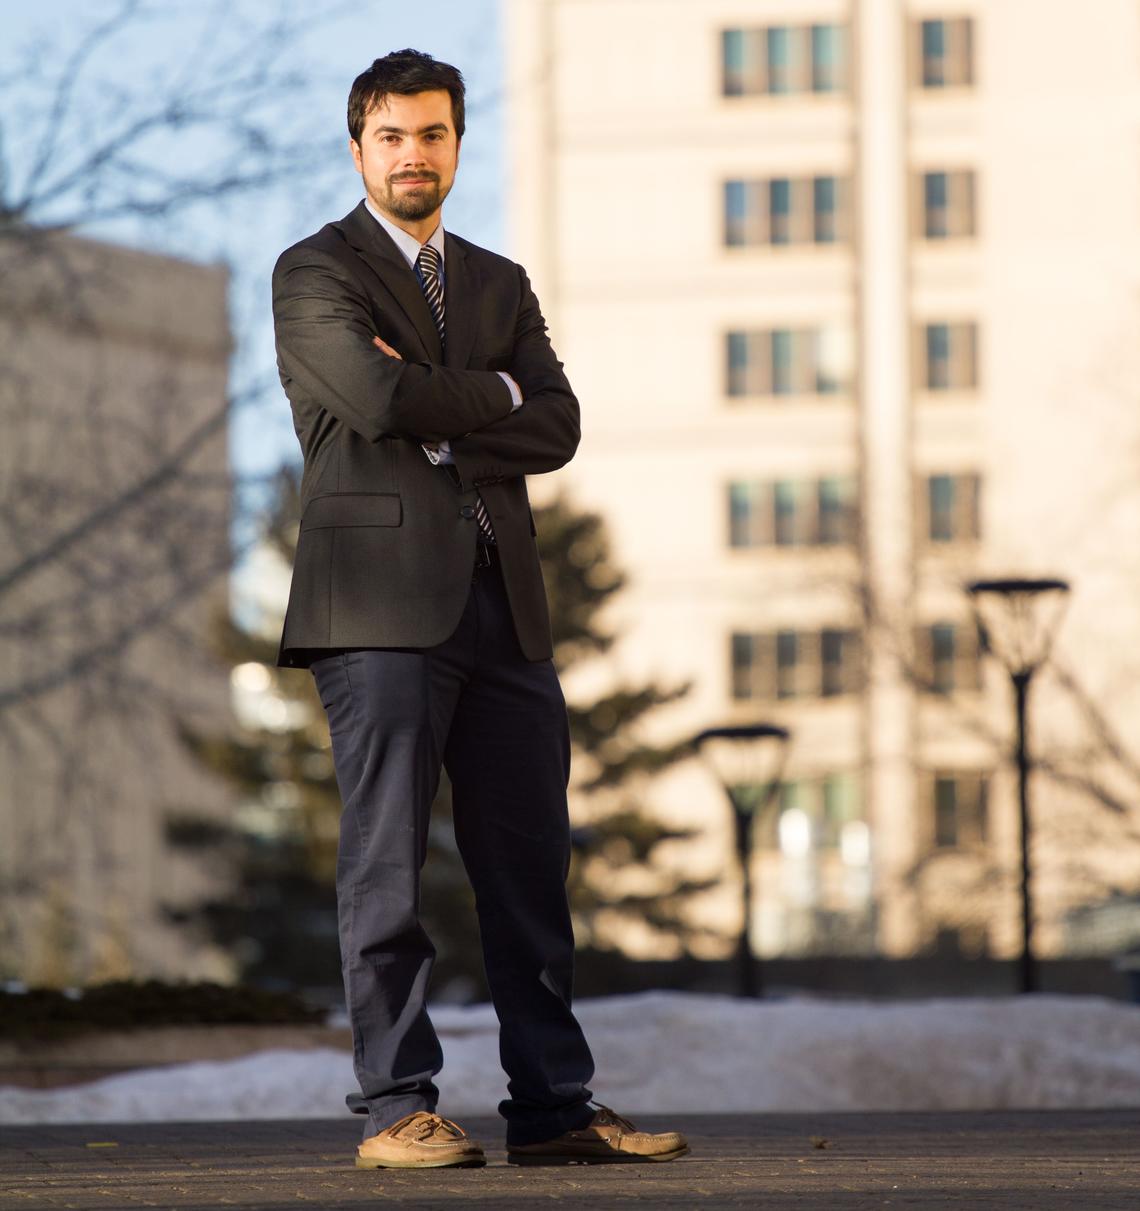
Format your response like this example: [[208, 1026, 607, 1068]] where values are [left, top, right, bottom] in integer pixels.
[[382, 176, 444, 221]]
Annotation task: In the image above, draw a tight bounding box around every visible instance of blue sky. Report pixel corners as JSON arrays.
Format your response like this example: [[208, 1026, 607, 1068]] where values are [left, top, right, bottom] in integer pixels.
[[2, 0, 505, 487]]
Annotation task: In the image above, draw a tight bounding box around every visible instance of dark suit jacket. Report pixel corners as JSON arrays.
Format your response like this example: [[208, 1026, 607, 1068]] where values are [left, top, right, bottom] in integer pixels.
[[271, 201, 580, 669]]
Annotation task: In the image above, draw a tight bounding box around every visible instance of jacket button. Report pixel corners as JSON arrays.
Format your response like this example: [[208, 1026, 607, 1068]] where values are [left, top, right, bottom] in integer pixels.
[[460, 505, 475, 519]]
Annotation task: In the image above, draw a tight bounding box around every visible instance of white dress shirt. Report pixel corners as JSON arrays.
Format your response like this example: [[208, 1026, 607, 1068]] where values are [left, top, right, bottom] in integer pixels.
[[364, 200, 523, 465]]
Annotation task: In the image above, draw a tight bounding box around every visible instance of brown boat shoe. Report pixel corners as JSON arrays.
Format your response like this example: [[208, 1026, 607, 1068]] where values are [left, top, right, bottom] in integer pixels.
[[356, 1111, 486, 1169], [506, 1102, 690, 1165]]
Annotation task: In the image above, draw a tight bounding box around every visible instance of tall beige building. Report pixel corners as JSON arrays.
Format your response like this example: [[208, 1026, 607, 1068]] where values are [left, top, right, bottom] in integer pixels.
[[505, 0, 1140, 960], [0, 231, 237, 985]]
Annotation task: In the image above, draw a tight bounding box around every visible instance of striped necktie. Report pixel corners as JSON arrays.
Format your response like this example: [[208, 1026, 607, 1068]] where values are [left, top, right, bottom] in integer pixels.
[[415, 243, 446, 347], [415, 243, 495, 543]]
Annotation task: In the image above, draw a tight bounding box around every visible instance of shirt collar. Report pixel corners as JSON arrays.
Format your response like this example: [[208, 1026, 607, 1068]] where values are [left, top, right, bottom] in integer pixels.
[[364, 198, 445, 270]]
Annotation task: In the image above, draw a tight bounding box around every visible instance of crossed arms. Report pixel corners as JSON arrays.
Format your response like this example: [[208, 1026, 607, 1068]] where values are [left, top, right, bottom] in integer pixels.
[[272, 245, 580, 488]]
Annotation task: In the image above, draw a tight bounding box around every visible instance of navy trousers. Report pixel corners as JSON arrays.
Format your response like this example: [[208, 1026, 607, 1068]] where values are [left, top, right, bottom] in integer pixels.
[[309, 549, 596, 1145]]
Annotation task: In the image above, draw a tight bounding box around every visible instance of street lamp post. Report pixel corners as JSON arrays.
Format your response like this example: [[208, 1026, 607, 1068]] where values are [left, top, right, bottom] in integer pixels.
[[694, 723, 792, 998], [966, 576, 1071, 994]]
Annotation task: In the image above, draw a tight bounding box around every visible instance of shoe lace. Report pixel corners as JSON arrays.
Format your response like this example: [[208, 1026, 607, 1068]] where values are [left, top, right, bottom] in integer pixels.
[[392, 1112, 465, 1141], [589, 1102, 637, 1133]]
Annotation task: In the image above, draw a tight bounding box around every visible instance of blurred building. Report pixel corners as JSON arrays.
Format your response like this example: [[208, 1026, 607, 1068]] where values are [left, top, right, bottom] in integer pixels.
[[0, 230, 237, 986], [505, 0, 1140, 959]]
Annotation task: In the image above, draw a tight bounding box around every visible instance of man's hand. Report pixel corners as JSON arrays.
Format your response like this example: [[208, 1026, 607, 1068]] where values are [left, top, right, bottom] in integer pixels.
[[371, 333, 517, 456], [374, 334, 521, 402], [373, 334, 437, 452]]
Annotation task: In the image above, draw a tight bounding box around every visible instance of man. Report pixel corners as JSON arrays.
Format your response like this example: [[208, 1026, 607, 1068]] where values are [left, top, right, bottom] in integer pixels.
[[271, 49, 688, 1170]]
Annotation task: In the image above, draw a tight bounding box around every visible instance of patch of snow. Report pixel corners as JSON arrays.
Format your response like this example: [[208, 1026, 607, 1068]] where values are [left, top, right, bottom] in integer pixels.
[[3, 991, 1138, 1124]]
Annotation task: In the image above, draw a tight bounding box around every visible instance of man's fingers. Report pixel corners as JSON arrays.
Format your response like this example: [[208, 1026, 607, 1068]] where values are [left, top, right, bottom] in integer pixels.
[[372, 335, 403, 359]]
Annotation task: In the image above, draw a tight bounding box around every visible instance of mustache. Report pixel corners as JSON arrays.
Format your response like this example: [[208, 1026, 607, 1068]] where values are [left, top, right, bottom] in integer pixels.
[[389, 171, 440, 184]]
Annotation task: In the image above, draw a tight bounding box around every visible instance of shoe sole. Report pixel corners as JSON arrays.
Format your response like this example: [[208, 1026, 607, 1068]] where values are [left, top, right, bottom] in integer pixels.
[[355, 1154, 486, 1169], [506, 1144, 690, 1166]]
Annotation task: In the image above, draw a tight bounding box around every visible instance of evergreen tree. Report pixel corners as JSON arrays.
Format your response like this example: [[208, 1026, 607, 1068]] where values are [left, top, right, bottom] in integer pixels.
[[535, 497, 715, 949], [171, 467, 713, 996]]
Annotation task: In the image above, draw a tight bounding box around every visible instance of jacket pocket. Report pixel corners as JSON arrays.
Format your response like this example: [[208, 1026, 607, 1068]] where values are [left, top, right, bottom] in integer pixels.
[[301, 492, 402, 530]]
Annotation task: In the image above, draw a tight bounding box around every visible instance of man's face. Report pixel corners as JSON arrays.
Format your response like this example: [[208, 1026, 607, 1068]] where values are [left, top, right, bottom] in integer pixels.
[[350, 89, 460, 225]]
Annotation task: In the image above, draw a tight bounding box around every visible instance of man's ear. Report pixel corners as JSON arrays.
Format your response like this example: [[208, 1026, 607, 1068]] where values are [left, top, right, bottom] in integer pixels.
[[455, 135, 462, 169], [349, 138, 363, 175]]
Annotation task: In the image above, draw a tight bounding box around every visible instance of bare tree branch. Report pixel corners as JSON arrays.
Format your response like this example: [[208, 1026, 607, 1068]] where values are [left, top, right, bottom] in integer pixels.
[[0, 380, 266, 602], [20, 1, 143, 205]]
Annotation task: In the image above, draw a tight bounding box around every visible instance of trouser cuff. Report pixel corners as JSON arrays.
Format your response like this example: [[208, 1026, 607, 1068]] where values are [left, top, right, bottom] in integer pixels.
[[503, 1098, 596, 1147], [364, 1094, 437, 1141]]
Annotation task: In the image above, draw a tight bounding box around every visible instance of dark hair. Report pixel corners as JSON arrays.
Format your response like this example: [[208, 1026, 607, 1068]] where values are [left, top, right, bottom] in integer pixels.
[[347, 49, 466, 144]]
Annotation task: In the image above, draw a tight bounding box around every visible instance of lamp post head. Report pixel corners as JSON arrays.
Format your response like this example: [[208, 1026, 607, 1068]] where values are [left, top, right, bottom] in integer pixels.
[[694, 724, 792, 746], [694, 723, 792, 816], [966, 576, 1071, 678]]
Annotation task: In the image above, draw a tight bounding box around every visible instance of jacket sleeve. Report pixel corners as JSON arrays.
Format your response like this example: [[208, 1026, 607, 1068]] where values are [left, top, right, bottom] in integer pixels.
[[272, 245, 514, 444], [449, 265, 581, 489]]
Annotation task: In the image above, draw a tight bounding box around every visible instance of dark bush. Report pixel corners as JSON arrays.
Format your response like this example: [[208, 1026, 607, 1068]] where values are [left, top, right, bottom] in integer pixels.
[[0, 980, 325, 1040]]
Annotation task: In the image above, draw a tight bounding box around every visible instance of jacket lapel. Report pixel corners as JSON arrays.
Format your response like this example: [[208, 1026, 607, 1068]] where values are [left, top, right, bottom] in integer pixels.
[[442, 233, 481, 370], [335, 200, 443, 363]]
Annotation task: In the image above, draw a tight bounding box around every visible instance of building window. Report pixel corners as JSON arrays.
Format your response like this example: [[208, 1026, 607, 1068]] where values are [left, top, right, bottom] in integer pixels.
[[934, 778, 958, 846], [919, 17, 974, 89], [755, 773, 864, 852], [725, 327, 853, 398], [778, 781, 813, 854], [727, 331, 760, 396], [776, 629, 800, 698], [923, 321, 977, 390], [729, 478, 857, 548], [730, 628, 863, 701], [728, 480, 770, 547], [771, 329, 795, 392], [722, 28, 766, 95], [767, 26, 795, 94], [725, 176, 848, 247], [820, 773, 862, 849], [927, 773, 988, 849], [928, 474, 954, 541], [732, 632, 772, 699], [924, 172, 948, 236], [812, 24, 845, 92], [817, 477, 855, 545], [814, 176, 837, 243], [916, 621, 983, 693], [724, 180, 766, 246], [774, 479, 813, 546], [816, 326, 852, 394], [770, 178, 792, 243], [920, 170, 975, 239], [732, 631, 765, 700], [821, 629, 862, 696], [930, 623, 957, 692], [925, 473, 981, 543], [722, 23, 847, 96]]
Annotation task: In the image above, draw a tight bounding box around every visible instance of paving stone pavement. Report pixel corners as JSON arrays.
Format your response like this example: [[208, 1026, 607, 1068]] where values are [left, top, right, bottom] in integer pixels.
[[1, 1110, 1137, 1210]]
